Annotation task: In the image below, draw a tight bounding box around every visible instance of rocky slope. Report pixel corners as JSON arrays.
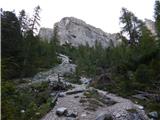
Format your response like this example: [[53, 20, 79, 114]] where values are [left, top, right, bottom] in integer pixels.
[[39, 17, 121, 47], [41, 85, 149, 120], [30, 54, 150, 120]]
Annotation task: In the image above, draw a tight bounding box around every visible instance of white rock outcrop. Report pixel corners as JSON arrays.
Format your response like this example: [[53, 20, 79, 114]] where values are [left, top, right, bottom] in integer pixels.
[[39, 18, 157, 47], [54, 17, 121, 47], [39, 27, 53, 41], [145, 19, 156, 36]]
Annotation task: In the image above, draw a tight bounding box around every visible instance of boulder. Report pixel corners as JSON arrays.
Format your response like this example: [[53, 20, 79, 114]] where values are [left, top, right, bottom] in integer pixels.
[[148, 111, 158, 119], [56, 107, 68, 116], [66, 111, 78, 118], [96, 113, 112, 120]]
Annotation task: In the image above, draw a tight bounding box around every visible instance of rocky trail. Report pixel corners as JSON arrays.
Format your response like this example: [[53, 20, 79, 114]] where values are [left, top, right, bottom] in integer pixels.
[[31, 54, 150, 120]]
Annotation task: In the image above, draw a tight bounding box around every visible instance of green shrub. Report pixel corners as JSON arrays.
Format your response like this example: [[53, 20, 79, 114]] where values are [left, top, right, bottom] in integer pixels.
[[135, 64, 153, 84]]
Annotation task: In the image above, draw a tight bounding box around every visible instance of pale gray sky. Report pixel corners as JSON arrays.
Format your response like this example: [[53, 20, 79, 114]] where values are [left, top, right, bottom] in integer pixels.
[[1, 0, 155, 33]]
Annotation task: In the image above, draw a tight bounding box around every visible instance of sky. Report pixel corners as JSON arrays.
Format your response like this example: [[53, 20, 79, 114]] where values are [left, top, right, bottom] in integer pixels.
[[1, 0, 155, 33]]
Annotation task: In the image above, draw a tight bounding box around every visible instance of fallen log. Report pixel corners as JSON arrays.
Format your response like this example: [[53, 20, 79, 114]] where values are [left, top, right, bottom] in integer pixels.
[[51, 92, 60, 105], [66, 89, 85, 95]]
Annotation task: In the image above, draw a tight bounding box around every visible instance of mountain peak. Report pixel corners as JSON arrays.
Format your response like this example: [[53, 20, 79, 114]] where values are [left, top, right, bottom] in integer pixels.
[[54, 17, 121, 47]]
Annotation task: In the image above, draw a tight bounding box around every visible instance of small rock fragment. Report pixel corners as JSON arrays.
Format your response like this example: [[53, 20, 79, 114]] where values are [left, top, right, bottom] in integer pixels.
[[81, 113, 87, 117], [66, 111, 78, 118], [66, 117, 76, 120], [50, 92, 56, 97], [74, 95, 79, 98], [115, 113, 121, 118], [59, 92, 66, 97], [135, 104, 144, 110], [21, 110, 25, 113], [35, 112, 40, 115]]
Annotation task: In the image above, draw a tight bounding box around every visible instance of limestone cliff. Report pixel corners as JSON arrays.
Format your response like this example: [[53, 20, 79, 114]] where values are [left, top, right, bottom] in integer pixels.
[[39, 18, 157, 47], [39, 17, 121, 47], [39, 27, 53, 42], [145, 19, 156, 36], [54, 17, 121, 47]]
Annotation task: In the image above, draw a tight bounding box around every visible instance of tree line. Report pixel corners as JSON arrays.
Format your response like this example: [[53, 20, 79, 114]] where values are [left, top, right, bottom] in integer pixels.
[[1, 6, 60, 120], [1, 6, 59, 80]]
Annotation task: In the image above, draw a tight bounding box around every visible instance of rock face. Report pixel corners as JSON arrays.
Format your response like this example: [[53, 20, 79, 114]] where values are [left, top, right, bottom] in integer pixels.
[[39, 18, 157, 47], [54, 17, 121, 47], [145, 19, 156, 36], [39, 27, 53, 41]]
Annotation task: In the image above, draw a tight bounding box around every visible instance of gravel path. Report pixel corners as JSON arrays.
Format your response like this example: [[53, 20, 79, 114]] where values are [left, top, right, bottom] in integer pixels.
[[41, 83, 149, 120], [29, 54, 149, 120]]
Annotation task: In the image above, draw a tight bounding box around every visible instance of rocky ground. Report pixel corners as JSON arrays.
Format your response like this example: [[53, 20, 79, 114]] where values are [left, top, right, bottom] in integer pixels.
[[30, 54, 154, 120], [40, 84, 149, 120]]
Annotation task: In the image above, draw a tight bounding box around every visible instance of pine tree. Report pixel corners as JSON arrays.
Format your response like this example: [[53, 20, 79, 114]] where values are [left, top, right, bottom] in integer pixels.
[[29, 5, 41, 34], [120, 8, 144, 45], [20, 6, 41, 77], [19, 10, 30, 35]]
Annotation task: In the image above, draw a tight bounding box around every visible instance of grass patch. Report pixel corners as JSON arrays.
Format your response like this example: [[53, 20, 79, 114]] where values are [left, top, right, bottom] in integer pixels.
[[127, 109, 137, 113], [81, 88, 116, 111]]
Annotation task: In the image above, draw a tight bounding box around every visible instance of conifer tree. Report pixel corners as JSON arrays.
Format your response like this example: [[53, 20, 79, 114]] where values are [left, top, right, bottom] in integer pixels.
[[19, 9, 30, 35], [120, 8, 144, 45], [29, 5, 41, 34]]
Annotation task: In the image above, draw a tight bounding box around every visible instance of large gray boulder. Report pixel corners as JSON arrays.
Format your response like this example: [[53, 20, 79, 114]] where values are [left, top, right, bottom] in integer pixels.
[[54, 17, 121, 47]]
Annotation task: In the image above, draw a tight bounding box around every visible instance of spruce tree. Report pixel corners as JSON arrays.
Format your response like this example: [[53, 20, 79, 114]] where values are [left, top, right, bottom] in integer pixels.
[[120, 8, 144, 45], [29, 5, 41, 34]]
